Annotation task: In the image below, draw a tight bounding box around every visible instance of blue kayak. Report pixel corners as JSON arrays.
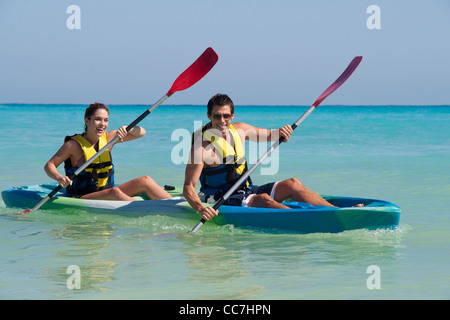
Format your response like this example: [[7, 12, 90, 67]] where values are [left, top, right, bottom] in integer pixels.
[[1, 184, 401, 234]]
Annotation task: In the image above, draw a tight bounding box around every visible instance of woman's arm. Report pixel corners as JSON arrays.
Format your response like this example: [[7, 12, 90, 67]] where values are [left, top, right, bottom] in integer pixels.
[[44, 141, 76, 187], [108, 125, 146, 143]]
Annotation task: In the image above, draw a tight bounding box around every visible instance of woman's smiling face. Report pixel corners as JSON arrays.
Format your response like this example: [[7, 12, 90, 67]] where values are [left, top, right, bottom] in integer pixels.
[[85, 108, 109, 137]]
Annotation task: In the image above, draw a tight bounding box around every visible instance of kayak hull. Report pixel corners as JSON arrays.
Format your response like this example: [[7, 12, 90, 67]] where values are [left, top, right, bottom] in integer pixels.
[[212, 202, 400, 234], [2, 184, 401, 234], [1, 184, 191, 217]]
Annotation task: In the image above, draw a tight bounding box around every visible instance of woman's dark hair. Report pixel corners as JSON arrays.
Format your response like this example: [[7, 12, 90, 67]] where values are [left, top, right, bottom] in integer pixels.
[[84, 102, 109, 132], [207, 94, 234, 115]]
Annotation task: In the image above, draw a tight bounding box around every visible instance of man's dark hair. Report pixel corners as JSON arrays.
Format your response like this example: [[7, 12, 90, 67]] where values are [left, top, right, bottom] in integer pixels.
[[207, 94, 234, 115]]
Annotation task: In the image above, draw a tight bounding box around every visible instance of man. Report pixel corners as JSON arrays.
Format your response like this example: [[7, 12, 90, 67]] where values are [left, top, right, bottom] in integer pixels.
[[183, 93, 343, 222]]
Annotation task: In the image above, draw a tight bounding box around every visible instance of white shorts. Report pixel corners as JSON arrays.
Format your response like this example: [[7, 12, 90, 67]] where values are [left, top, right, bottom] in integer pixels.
[[241, 181, 279, 207]]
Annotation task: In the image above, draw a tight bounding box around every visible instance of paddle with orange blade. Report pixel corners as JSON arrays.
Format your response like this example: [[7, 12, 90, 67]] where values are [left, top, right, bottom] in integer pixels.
[[189, 56, 363, 233], [17, 47, 219, 215]]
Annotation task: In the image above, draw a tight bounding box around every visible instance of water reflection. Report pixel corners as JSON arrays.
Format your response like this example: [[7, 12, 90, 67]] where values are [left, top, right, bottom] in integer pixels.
[[175, 225, 406, 299], [1, 206, 408, 299]]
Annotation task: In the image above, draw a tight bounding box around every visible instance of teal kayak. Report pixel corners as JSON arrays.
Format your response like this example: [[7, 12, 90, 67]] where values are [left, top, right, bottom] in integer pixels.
[[1, 183, 401, 234]]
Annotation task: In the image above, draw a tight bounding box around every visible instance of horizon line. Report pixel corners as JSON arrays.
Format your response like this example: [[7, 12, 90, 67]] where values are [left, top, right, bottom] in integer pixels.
[[1, 103, 450, 107]]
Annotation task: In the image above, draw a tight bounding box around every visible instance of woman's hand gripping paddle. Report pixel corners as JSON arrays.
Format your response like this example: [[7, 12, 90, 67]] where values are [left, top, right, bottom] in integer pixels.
[[16, 47, 219, 215], [189, 56, 363, 233]]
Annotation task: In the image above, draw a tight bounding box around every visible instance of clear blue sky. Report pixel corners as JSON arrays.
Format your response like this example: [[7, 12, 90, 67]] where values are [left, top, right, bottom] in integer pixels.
[[1, 0, 449, 106]]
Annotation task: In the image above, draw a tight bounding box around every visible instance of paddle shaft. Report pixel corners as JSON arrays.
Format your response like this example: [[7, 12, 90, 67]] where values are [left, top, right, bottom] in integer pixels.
[[25, 47, 219, 214], [31, 95, 170, 211], [189, 56, 363, 233]]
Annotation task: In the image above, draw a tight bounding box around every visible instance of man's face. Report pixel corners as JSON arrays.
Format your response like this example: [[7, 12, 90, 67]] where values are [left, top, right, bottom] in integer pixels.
[[207, 104, 234, 135]]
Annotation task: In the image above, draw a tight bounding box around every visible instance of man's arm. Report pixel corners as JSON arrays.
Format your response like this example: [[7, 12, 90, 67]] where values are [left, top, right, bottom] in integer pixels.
[[233, 122, 293, 142], [183, 137, 218, 221]]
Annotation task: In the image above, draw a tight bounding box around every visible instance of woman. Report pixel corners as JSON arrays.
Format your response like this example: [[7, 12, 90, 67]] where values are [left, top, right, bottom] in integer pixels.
[[44, 103, 172, 200]]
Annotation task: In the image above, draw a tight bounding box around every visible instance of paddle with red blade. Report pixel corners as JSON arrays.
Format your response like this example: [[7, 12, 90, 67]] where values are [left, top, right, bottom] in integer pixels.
[[189, 56, 363, 233], [16, 47, 219, 215]]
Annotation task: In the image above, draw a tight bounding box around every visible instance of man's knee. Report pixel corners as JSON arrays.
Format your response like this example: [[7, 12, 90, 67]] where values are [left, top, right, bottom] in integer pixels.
[[286, 177, 300, 184], [250, 193, 276, 206], [285, 177, 305, 190]]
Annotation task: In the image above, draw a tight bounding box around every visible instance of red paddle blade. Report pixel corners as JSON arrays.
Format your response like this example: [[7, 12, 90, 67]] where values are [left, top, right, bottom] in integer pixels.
[[167, 47, 219, 97], [312, 56, 362, 108], [10, 209, 31, 216]]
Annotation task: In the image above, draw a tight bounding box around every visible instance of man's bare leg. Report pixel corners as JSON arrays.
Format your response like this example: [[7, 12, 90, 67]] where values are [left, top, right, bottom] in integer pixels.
[[273, 178, 336, 207]]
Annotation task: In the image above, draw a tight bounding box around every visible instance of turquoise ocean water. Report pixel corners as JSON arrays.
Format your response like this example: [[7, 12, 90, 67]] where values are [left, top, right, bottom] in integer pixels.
[[0, 104, 449, 300]]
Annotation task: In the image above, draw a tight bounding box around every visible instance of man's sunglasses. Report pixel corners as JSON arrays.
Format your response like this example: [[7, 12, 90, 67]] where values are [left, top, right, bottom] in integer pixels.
[[212, 113, 232, 120]]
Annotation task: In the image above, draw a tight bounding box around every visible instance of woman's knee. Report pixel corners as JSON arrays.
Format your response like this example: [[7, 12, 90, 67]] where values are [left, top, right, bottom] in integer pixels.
[[110, 186, 126, 197], [140, 175, 156, 185]]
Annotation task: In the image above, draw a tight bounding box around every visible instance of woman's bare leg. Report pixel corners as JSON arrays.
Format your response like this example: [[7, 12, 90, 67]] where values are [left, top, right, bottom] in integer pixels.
[[80, 176, 172, 201], [80, 186, 136, 201], [115, 176, 172, 200]]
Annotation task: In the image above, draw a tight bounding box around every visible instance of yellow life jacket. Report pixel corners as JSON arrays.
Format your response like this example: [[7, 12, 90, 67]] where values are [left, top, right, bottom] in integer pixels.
[[196, 123, 252, 196], [64, 133, 114, 197]]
